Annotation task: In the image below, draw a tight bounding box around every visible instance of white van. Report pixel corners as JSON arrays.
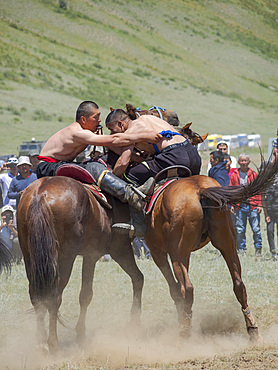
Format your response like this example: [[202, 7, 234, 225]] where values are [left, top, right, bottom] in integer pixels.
[[248, 134, 262, 148]]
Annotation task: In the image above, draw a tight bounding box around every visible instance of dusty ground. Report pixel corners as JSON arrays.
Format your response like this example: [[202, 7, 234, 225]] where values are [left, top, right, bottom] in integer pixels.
[[1, 244, 278, 369]]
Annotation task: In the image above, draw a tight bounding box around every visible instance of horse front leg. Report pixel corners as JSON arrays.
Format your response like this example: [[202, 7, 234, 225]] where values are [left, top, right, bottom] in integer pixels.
[[110, 237, 144, 323], [75, 255, 97, 348]]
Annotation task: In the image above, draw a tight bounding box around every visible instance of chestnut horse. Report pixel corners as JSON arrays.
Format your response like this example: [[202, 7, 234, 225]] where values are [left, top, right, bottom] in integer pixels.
[[145, 160, 278, 342], [17, 176, 143, 353]]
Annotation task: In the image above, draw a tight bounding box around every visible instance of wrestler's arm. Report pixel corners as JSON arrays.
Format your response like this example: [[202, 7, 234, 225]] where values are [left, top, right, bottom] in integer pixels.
[[107, 146, 144, 163], [75, 129, 162, 146], [112, 146, 133, 177]]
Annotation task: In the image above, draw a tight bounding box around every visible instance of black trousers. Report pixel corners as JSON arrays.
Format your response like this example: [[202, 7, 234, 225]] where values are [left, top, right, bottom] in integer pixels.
[[124, 140, 201, 186]]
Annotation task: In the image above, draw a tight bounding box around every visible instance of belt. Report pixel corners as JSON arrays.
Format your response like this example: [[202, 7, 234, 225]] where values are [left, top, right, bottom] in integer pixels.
[[160, 139, 189, 153]]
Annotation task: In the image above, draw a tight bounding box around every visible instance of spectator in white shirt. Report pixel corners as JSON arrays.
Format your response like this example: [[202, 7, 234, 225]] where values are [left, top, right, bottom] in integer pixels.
[[0, 157, 18, 209]]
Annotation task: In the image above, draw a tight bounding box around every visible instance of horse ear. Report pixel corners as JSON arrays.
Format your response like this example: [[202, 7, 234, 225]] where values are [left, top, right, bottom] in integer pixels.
[[201, 133, 209, 141], [182, 122, 192, 130], [126, 103, 137, 120], [110, 107, 115, 112]]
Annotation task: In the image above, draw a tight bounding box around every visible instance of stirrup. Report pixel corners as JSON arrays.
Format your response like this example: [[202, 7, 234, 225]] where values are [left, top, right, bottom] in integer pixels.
[[112, 223, 135, 238]]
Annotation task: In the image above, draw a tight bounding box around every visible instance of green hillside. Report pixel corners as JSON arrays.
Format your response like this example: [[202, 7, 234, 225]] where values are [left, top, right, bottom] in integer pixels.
[[0, 0, 278, 155]]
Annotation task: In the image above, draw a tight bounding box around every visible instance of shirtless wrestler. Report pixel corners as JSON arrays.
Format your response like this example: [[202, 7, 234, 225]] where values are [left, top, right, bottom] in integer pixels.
[[105, 109, 201, 236], [36, 101, 162, 212], [105, 109, 201, 185]]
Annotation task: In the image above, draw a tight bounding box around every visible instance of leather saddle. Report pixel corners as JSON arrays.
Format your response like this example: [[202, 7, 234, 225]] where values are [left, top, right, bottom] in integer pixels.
[[55, 164, 112, 209]]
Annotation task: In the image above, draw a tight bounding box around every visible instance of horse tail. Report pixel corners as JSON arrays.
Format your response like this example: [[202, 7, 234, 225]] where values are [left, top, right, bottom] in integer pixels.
[[0, 240, 12, 274], [200, 159, 278, 209], [27, 193, 59, 299]]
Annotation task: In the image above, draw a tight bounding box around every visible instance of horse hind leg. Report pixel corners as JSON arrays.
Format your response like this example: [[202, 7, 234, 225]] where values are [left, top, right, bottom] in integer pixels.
[[75, 255, 97, 348], [31, 289, 60, 354], [46, 256, 76, 353], [151, 248, 184, 322], [208, 211, 261, 342], [171, 256, 194, 339], [31, 297, 48, 350]]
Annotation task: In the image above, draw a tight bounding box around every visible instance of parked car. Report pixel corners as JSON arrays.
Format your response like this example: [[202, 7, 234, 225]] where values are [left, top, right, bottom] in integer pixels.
[[18, 138, 46, 156]]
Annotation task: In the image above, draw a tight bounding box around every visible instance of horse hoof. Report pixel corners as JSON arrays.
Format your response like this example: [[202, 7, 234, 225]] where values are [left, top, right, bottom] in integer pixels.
[[35, 343, 49, 355], [248, 327, 263, 344], [179, 326, 191, 340], [76, 335, 90, 350]]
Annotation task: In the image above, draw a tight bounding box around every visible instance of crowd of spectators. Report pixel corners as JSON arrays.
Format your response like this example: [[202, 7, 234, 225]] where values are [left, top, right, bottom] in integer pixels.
[[207, 136, 278, 260], [0, 152, 38, 263]]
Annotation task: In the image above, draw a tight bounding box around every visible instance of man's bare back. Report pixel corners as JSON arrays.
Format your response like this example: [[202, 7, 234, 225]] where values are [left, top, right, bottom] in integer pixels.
[[126, 115, 185, 154], [106, 113, 186, 177]]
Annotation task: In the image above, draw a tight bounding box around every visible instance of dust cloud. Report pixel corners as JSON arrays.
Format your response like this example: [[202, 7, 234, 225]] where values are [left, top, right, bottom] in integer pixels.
[[1, 306, 278, 369]]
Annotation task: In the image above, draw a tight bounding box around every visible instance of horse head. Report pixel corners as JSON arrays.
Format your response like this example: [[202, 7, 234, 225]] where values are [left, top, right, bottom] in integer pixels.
[[125, 104, 180, 126], [125, 104, 140, 120], [179, 122, 209, 146]]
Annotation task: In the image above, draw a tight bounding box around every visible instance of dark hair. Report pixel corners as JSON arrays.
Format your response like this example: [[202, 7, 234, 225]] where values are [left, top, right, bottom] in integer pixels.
[[76, 101, 99, 121], [210, 150, 224, 162], [105, 109, 129, 126], [223, 153, 231, 160]]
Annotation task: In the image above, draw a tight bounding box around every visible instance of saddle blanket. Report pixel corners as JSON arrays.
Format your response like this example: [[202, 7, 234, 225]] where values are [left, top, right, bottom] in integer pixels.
[[145, 179, 177, 214]]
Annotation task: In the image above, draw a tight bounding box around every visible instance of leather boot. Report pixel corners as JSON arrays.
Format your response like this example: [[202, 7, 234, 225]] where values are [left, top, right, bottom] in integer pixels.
[[85, 162, 155, 211], [99, 172, 155, 211]]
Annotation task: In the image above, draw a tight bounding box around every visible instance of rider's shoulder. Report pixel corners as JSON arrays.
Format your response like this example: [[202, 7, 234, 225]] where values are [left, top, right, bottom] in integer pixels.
[[134, 115, 160, 127]]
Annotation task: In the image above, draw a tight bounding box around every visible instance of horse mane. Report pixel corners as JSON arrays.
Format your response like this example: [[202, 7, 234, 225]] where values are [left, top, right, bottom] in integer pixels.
[[201, 158, 278, 210]]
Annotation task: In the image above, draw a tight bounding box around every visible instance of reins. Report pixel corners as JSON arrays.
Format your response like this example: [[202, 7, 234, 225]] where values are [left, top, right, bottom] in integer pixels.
[[134, 106, 166, 119]]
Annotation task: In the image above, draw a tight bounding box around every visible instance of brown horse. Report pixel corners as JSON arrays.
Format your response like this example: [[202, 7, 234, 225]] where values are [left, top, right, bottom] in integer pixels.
[[145, 160, 278, 342], [17, 176, 143, 353], [0, 240, 12, 274]]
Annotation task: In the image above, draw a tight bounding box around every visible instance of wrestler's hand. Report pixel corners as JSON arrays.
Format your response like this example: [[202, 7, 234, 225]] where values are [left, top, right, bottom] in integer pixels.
[[148, 132, 163, 143]]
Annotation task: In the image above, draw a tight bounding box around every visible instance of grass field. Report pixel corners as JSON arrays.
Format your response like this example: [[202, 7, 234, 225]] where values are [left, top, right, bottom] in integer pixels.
[[1, 0, 278, 155], [1, 232, 278, 369]]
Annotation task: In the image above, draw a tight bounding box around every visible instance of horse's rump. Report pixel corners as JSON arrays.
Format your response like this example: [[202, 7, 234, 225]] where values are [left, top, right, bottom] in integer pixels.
[[17, 177, 93, 299]]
